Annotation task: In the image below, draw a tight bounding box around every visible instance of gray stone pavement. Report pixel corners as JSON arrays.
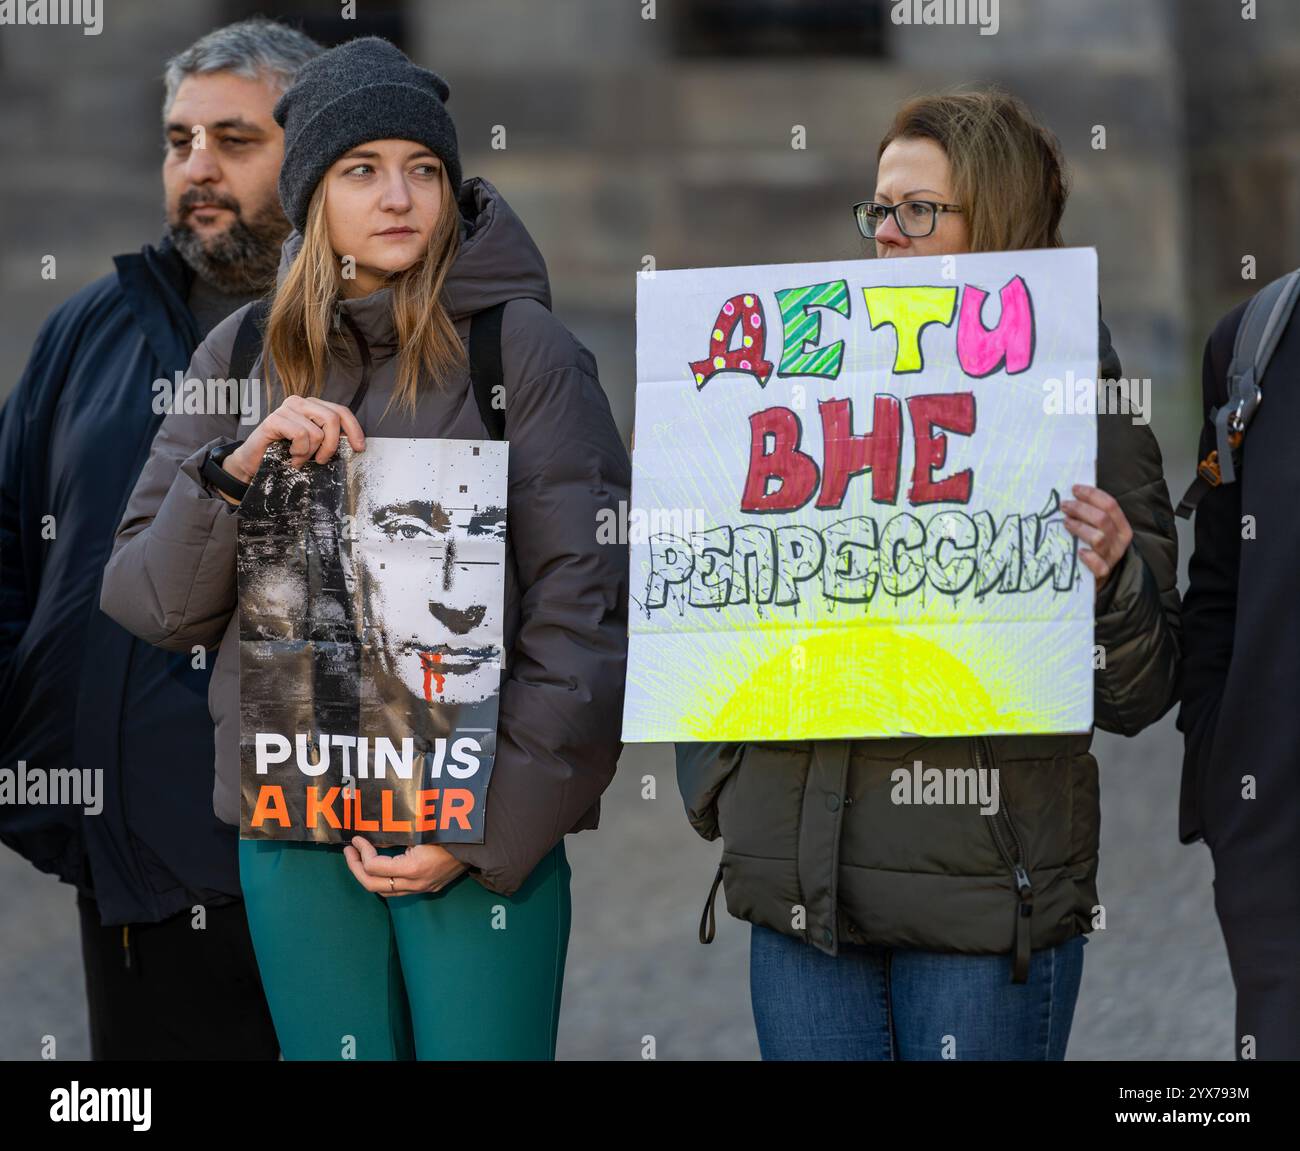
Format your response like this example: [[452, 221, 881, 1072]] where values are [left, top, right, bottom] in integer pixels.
[[0, 712, 1233, 1061]]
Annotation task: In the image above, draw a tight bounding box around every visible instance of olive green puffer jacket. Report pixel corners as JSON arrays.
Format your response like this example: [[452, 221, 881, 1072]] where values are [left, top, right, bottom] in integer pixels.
[[675, 316, 1181, 982]]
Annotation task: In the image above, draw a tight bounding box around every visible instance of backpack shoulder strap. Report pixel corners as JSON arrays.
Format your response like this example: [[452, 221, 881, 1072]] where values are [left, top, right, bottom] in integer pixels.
[[1176, 269, 1300, 517], [228, 297, 272, 382], [1235, 268, 1300, 383], [469, 300, 509, 441], [1213, 268, 1300, 481]]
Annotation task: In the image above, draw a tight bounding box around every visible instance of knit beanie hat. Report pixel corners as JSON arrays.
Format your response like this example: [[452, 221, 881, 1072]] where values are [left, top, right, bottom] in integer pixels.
[[273, 36, 462, 233]]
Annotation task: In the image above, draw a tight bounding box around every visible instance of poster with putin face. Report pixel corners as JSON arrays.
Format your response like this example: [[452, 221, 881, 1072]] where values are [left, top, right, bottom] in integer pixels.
[[237, 437, 508, 845]]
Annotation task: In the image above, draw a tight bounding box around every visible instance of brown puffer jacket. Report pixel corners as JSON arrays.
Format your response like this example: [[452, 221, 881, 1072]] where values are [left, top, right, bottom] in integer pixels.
[[101, 177, 631, 896], [676, 316, 1181, 981]]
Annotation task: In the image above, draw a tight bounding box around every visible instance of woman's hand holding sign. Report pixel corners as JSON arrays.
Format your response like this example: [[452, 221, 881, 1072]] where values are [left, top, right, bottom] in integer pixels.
[[218, 395, 367, 503], [344, 835, 469, 897], [1062, 483, 1133, 594]]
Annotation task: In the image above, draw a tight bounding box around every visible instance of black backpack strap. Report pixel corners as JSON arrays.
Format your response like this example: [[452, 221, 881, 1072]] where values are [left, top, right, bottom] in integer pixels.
[[228, 297, 271, 382], [470, 301, 508, 441], [1214, 268, 1300, 482], [1176, 268, 1300, 518]]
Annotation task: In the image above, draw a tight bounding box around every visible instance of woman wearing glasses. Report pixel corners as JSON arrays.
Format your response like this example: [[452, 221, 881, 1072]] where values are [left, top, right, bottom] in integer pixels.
[[676, 88, 1181, 1061]]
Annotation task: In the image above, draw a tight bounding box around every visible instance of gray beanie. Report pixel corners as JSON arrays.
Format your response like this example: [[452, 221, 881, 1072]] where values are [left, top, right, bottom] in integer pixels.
[[272, 36, 462, 233]]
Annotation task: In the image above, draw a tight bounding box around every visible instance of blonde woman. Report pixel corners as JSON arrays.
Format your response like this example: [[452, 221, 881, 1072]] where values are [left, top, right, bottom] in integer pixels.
[[102, 36, 630, 1060]]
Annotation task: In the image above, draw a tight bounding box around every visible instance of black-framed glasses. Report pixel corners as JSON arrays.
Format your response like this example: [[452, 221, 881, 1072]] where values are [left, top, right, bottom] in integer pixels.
[[853, 199, 962, 239]]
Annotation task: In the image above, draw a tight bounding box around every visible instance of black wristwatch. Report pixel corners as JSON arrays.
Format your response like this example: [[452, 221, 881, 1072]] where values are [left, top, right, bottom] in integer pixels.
[[201, 440, 250, 503]]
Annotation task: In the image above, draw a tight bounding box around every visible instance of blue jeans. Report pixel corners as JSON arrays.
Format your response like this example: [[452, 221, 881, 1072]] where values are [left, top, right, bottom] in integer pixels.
[[750, 923, 1086, 1060]]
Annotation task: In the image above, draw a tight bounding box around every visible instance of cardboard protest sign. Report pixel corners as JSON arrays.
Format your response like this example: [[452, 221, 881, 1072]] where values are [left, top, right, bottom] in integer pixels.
[[238, 437, 508, 844], [623, 247, 1098, 742]]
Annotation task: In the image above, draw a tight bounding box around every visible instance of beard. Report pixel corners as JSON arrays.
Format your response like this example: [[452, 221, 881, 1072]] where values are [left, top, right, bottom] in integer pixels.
[[167, 187, 290, 294]]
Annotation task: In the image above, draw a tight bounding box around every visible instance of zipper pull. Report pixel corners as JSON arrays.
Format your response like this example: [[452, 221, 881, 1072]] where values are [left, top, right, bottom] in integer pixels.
[[1012, 864, 1033, 984], [1014, 863, 1033, 898], [121, 924, 133, 972], [332, 301, 343, 333]]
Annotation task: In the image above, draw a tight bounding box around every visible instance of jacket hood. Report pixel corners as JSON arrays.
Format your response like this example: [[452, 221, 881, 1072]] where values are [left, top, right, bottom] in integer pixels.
[[273, 175, 552, 351]]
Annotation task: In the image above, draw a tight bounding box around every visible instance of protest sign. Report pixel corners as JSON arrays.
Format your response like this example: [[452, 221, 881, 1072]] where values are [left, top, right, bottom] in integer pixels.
[[623, 248, 1098, 741], [238, 437, 508, 844]]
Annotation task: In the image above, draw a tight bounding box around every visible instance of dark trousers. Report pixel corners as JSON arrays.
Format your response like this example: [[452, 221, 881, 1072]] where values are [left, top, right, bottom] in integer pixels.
[[77, 892, 280, 1060], [1217, 903, 1300, 1061]]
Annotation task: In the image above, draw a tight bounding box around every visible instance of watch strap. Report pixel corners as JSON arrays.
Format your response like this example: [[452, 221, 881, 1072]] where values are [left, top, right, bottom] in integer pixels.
[[201, 440, 250, 502]]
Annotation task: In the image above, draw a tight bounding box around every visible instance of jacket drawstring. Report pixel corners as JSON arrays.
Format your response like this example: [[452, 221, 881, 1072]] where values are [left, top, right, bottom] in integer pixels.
[[698, 861, 724, 944]]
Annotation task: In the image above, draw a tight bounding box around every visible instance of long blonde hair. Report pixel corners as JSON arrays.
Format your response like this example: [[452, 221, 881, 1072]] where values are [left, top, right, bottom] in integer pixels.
[[264, 162, 466, 419], [878, 87, 1069, 253]]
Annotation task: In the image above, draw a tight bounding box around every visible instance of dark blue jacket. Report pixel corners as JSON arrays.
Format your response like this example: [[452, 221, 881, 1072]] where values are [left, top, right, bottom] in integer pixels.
[[0, 236, 240, 925]]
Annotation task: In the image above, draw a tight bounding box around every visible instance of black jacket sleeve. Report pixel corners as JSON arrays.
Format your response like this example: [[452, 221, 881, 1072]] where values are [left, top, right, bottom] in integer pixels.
[[0, 313, 65, 693], [1175, 302, 1247, 844]]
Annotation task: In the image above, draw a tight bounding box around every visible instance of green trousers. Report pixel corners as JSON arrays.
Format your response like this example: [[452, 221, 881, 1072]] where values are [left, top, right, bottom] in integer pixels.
[[238, 837, 571, 1060]]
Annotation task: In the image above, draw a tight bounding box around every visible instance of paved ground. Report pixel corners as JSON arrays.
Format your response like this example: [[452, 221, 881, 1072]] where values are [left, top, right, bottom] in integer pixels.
[[0, 712, 1234, 1062]]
